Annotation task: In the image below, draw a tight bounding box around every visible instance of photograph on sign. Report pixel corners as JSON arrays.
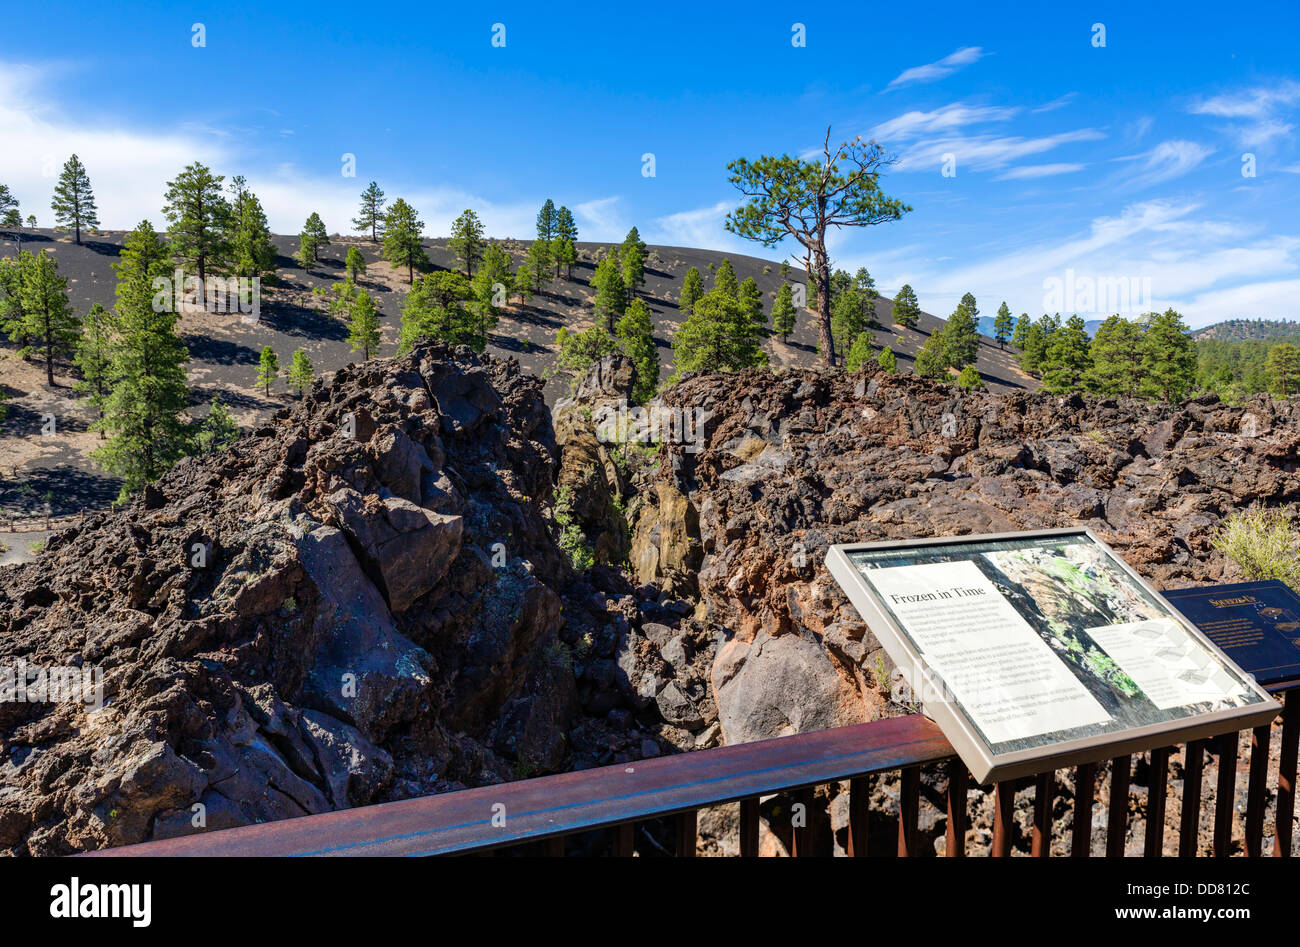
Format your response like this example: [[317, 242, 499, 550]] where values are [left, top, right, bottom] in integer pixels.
[[826, 529, 1278, 782]]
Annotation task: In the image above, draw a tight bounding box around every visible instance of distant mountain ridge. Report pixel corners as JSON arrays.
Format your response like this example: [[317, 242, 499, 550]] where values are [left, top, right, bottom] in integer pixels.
[[1193, 318, 1300, 342]]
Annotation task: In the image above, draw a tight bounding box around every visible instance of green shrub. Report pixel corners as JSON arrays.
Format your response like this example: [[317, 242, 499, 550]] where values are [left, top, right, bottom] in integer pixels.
[[844, 332, 874, 371], [957, 364, 985, 389], [1213, 509, 1300, 589]]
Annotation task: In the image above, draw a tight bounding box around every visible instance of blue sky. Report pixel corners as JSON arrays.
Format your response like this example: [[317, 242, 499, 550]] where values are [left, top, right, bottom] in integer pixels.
[[2, 0, 1298, 327]]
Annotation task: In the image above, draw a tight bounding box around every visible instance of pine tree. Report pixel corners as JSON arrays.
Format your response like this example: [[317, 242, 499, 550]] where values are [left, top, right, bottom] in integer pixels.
[[1040, 314, 1092, 394], [830, 284, 867, 356], [892, 283, 920, 329], [536, 199, 558, 244], [1021, 314, 1060, 374], [555, 238, 577, 280], [616, 297, 659, 402], [162, 162, 232, 303], [1012, 313, 1031, 349], [287, 348, 314, 397], [772, 282, 796, 342], [227, 177, 275, 282], [621, 233, 646, 298], [591, 251, 625, 332], [471, 243, 511, 344], [1139, 309, 1196, 402], [195, 398, 239, 454], [345, 246, 366, 283], [352, 182, 386, 242], [994, 301, 1013, 349], [382, 198, 428, 283], [19, 250, 78, 386], [257, 346, 279, 395], [670, 288, 767, 378], [713, 258, 739, 297], [877, 345, 897, 373], [1266, 343, 1300, 398], [74, 302, 114, 432], [347, 290, 381, 360], [449, 209, 485, 277], [738, 276, 765, 329], [555, 325, 619, 390], [513, 264, 534, 304], [943, 297, 980, 369], [303, 212, 329, 261], [555, 205, 578, 244], [1085, 315, 1143, 396], [398, 271, 477, 353], [92, 220, 191, 500], [854, 268, 879, 326], [0, 253, 29, 348], [913, 331, 949, 379], [957, 365, 985, 389], [845, 332, 874, 371], [526, 239, 551, 292], [680, 266, 705, 314], [50, 154, 99, 245]]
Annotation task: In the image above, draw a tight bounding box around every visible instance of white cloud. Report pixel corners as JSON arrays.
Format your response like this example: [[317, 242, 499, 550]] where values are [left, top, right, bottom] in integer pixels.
[[1191, 80, 1300, 119], [870, 103, 1017, 142], [886, 47, 987, 91], [891, 129, 1104, 173], [1190, 80, 1300, 150], [995, 163, 1085, 181], [573, 196, 626, 243], [649, 200, 748, 253], [1115, 139, 1214, 188]]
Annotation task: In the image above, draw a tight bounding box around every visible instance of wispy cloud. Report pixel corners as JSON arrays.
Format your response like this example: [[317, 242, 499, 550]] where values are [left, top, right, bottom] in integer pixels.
[[1190, 80, 1300, 149], [886, 47, 987, 91], [995, 163, 1085, 181], [890, 129, 1104, 173], [870, 103, 1017, 141], [574, 196, 626, 243], [649, 200, 747, 252], [1115, 139, 1214, 189]]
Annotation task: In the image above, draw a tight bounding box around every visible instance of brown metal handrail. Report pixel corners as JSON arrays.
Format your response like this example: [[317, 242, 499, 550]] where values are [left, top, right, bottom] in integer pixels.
[[89, 692, 1298, 858]]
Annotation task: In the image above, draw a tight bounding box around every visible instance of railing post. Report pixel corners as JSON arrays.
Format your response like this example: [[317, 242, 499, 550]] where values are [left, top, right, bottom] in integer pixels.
[[992, 781, 1015, 857], [613, 821, 634, 857], [675, 810, 698, 857], [1245, 723, 1272, 857], [1032, 771, 1053, 857], [1277, 692, 1300, 858], [898, 767, 920, 857], [1213, 732, 1239, 858], [1144, 747, 1170, 857], [792, 787, 816, 857], [1106, 755, 1131, 857], [1180, 739, 1206, 856], [1072, 762, 1097, 857], [739, 798, 760, 857], [848, 777, 869, 857], [945, 760, 969, 858]]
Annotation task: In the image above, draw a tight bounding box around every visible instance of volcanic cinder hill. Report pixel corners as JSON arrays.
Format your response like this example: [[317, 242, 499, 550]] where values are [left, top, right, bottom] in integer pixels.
[[0, 229, 1034, 523]]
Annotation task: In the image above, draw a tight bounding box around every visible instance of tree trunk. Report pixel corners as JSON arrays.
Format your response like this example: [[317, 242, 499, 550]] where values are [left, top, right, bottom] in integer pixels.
[[813, 246, 834, 367], [75, 220, 81, 245]]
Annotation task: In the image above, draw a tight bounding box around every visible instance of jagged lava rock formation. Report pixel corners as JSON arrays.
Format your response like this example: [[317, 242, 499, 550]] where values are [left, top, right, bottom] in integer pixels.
[[0, 345, 636, 854]]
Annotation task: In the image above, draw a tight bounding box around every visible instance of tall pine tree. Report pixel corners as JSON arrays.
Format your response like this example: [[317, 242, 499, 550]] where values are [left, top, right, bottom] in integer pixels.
[[382, 198, 428, 283], [1139, 309, 1196, 402], [892, 284, 920, 329], [19, 250, 79, 386], [449, 209, 485, 277], [352, 182, 386, 242], [50, 154, 99, 245], [162, 163, 232, 306], [93, 221, 191, 499]]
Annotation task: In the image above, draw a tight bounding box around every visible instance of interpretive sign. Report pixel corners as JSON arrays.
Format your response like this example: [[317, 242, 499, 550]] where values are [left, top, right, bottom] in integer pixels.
[[1164, 580, 1300, 691], [825, 529, 1279, 783]]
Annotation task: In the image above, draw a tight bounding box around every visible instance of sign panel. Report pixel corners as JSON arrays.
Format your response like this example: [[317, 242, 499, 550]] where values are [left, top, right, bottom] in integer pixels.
[[1164, 580, 1300, 690], [825, 529, 1280, 783]]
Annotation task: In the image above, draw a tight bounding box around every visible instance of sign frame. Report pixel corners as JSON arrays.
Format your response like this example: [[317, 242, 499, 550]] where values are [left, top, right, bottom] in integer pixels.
[[826, 527, 1280, 784]]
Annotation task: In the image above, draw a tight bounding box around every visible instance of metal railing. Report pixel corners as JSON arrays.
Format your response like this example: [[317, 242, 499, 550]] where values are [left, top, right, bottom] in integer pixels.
[[90, 690, 1298, 858]]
